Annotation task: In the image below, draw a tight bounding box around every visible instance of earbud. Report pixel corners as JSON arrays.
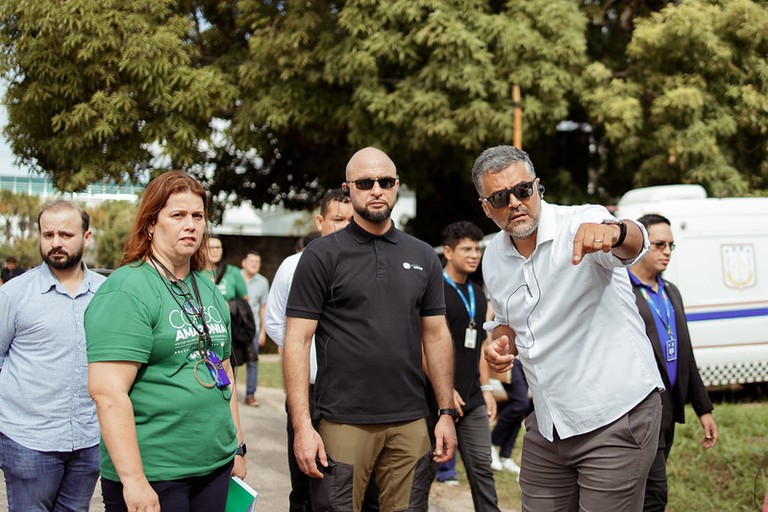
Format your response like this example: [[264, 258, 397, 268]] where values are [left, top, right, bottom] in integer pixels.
[[537, 184, 545, 198], [342, 186, 349, 197]]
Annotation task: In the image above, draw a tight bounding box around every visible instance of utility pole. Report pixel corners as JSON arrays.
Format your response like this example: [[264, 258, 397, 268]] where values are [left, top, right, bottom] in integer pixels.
[[513, 84, 522, 149]]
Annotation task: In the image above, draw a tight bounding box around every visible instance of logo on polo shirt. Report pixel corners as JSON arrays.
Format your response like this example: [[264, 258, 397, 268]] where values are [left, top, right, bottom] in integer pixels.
[[402, 262, 424, 271]]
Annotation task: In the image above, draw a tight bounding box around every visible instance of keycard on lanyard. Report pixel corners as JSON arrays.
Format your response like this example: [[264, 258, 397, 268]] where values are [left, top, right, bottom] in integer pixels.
[[206, 351, 231, 388]]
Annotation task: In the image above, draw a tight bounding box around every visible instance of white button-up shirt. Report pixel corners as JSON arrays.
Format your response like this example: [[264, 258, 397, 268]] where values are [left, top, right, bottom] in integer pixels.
[[483, 201, 663, 441]]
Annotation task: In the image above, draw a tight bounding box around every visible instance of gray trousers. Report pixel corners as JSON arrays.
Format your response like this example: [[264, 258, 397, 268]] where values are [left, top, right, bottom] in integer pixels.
[[520, 391, 661, 512]]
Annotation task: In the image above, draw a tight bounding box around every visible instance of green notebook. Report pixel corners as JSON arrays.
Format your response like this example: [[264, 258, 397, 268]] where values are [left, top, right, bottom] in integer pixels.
[[225, 476, 258, 512]]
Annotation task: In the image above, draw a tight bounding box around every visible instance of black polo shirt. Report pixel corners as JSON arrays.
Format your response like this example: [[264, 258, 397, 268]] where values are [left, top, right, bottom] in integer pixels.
[[286, 219, 446, 424]]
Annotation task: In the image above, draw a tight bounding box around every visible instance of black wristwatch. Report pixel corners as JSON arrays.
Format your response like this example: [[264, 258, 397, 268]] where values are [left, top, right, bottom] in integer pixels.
[[437, 408, 458, 420], [602, 218, 627, 248], [236, 443, 247, 457]]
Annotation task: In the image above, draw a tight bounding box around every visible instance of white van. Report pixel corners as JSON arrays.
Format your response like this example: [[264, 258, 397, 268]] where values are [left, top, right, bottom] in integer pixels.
[[615, 184, 768, 387]]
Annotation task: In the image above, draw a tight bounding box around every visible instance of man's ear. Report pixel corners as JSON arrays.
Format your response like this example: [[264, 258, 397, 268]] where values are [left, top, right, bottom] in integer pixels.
[[443, 245, 453, 261], [480, 199, 492, 219]]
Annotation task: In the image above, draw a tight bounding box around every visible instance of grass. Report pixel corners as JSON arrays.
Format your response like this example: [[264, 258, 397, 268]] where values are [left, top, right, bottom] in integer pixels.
[[255, 360, 768, 511]]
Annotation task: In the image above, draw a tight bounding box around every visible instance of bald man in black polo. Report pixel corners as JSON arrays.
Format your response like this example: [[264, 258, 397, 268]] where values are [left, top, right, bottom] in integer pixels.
[[283, 147, 457, 512]]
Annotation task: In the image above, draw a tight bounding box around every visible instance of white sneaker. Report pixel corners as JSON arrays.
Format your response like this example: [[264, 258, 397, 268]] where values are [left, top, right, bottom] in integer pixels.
[[501, 458, 521, 475], [490, 445, 503, 472]]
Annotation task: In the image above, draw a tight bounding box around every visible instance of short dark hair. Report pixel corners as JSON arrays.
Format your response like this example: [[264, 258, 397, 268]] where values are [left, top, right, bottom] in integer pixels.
[[5, 256, 17, 264], [37, 200, 90, 233], [636, 214, 671, 229], [319, 189, 349, 217], [245, 250, 261, 259], [442, 221, 484, 249]]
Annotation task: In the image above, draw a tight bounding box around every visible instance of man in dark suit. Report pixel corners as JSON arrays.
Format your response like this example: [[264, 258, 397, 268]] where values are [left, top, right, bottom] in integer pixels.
[[628, 213, 718, 511]]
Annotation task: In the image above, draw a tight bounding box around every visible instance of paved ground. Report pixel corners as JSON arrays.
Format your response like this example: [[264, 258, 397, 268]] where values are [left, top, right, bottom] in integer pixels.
[[1, 355, 517, 511]]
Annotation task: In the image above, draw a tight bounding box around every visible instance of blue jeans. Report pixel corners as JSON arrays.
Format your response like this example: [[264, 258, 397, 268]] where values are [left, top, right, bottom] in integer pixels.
[[245, 336, 260, 396], [0, 432, 99, 512], [436, 454, 457, 481]]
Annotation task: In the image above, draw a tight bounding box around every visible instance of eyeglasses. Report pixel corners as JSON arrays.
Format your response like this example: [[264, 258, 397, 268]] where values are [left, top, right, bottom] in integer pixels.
[[170, 280, 203, 316], [347, 177, 398, 190], [481, 180, 536, 209], [650, 241, 676, 252]]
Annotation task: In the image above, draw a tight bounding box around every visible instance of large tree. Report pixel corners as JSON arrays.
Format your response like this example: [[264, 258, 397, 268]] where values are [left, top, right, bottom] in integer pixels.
[[579, 0, 768, 196], [230, 0, 588, 240], [0, 0, 238, 190], [2, 0, 766, 243]]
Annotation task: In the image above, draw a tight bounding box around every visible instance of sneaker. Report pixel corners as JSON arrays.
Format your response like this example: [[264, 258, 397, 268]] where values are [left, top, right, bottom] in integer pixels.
[[244, 395, 260, 407], [501, 458, 521, 475], [490, 445, 503, 472], [438, 477, 459, 486]]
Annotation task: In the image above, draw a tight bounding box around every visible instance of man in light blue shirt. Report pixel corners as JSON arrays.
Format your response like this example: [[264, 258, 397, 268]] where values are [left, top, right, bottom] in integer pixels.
[[0, 200, 106, 512]]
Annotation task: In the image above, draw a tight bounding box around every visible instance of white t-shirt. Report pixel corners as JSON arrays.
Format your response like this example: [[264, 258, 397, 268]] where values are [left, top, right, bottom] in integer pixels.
[[265, 252, 318, 384], [483, 201, 664, 441]]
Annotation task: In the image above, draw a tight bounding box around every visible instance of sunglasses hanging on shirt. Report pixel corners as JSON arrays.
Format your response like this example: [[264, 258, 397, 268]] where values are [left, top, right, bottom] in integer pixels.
[[149, 256, 231, 390]]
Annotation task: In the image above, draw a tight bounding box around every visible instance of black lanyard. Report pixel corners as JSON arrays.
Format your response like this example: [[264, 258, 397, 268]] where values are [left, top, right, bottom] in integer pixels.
[[149, 256, 212, 359]]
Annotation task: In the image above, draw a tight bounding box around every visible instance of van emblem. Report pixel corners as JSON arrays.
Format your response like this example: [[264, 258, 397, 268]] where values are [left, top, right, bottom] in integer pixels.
[[721, 244, 756, 290]]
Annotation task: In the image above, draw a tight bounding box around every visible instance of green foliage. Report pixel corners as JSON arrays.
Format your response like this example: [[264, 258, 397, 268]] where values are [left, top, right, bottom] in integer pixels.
[[2, 0, 768, 242], [233, 0, 588, 241], [89, 200, 137, 269], [0, 0, 238, 191], [579, 0, 768, 197]]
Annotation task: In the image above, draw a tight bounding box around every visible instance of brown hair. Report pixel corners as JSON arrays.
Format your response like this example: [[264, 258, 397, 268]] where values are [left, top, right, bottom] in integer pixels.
[[120, 171, 210, 270]]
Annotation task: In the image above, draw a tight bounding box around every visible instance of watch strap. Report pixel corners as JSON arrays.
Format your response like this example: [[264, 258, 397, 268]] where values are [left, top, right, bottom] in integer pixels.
[[437, 408, 458, 419], [236, 442, 247, 456]]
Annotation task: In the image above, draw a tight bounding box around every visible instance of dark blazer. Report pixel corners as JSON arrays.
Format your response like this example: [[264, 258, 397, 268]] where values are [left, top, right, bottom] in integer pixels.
[[631, 279, 713, 439]]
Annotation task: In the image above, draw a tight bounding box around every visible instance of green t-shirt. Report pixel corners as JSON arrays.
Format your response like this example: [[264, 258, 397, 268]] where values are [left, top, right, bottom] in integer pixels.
[[208, 264, 248, 301], [85, 262, 237, 482]]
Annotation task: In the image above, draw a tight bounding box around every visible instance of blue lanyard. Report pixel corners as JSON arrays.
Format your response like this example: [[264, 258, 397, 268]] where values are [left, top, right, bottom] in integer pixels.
[[639, 287, 674, 338], [443, 270, 476, 328]]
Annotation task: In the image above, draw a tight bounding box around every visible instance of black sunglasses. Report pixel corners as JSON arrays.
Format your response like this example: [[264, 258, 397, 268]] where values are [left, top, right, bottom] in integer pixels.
[[347, 177, 398, 190], [482, 180, 536, 209]]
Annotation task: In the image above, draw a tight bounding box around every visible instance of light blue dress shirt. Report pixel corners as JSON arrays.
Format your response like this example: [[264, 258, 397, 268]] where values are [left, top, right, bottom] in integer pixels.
[[0, 263, 105, 451]]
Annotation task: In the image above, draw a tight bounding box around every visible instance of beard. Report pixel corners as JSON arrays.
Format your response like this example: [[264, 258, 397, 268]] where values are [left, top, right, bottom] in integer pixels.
[[502, 205, 539, 240], [41, 245, 84, 270], [355, 203, 392, 224]]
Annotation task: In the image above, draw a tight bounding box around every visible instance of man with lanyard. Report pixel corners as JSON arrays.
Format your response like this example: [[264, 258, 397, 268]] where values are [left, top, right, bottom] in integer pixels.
[[419, 221, 500, 511], [628, 213, 717, 511]]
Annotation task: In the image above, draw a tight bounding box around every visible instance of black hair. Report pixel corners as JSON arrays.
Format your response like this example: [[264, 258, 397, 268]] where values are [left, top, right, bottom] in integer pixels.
[[636, 214, 671, 229], [319, 189, 349, 217], [442, 221, 484, 249]]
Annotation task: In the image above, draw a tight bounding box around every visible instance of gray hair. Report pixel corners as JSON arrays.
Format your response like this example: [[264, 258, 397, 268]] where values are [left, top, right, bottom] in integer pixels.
[[471, 145, 536, 196]]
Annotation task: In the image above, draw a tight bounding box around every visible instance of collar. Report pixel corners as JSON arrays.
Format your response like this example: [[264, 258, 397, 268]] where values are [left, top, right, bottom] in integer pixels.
[[38, 262, 93, 295], [627, 269, 665, 294], [347, 218, 400, 245]]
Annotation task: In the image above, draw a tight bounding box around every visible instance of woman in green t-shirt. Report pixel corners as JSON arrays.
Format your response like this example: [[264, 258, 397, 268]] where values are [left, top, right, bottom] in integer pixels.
[[206, 236, 248, 301], [85, 171, 247, 512]]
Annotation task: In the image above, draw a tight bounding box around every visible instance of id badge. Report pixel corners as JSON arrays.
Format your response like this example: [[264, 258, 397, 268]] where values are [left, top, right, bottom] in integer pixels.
[[206, 351, 231, 388], [665, 337, 677, 362], [464, 328, 477, 349]]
